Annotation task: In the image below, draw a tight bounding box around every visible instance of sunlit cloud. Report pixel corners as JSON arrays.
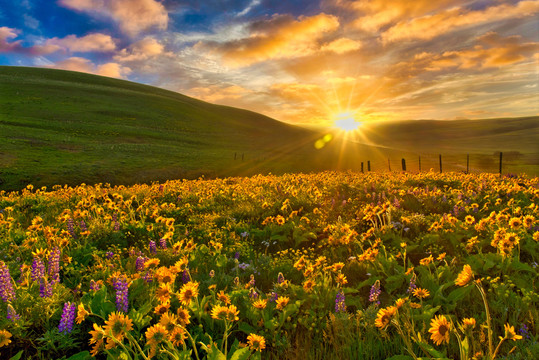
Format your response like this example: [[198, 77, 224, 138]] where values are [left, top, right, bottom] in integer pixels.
[[114, 37, 167, 62], [48, 56, 131, 78], [195, 13, 340, 67], [32, 33, 116, 54], [0, 27, 23, 52], [58, 0, 169, 36]]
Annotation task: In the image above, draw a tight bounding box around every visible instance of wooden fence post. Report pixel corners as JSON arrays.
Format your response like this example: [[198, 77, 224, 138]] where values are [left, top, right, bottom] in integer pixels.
[[401, 158, 406, 171], [367, 161, 371, 172], [388, 158, 391, 171], [361, 162, 364, 173], [418, 156, 421, 172], [466, 154, 469, 173], [234, 152, 237, 160], [439, 154, 442, 173], [499, 152, 503, 175]]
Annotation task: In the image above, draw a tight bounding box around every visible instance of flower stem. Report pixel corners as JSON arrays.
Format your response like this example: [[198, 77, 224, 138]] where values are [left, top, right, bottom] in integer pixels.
[[475, 282, 493, 357]]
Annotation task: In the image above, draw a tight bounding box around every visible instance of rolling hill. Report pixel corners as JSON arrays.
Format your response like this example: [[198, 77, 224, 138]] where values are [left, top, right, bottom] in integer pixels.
[[1, 66, 537, 191]]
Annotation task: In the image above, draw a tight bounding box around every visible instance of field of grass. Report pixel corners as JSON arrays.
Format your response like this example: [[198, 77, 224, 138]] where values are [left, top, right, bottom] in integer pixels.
[[0, 170, 537, 359], [2, 66, 538, 192]]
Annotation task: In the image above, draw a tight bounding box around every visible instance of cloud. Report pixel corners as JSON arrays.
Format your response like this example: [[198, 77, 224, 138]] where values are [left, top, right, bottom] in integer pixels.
[[32, 33, 116, 54], [381, 0, 539, 43], [114, 37, 166, 62], [195, 13, 340, 67], [58, 0, 168, 36], [0, 27, 23, 52], [320, 38, 361, 54], [48, 56, 131, 78], [186, 84, 252, 103]]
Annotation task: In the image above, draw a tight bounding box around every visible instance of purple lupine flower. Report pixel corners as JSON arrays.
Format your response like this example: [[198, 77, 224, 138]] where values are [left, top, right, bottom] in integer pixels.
[[234, 251, 240, 260], [143, 270, 153, 283], [238, 263, 249, 270], [67, 218, 77, 238], [369, 280, 381, 305], [240, 231, 249, 238], [89, 279, 101, 292], [159, 238, 167, 249], [113, 275, 129, 313], [248, 274, 256, 288], [48, 247, 61, 284], [519, 323, 531, 340], [40, 277, 53, 298], [269, 291, 278, 302], [58, 302, 76, 334], [182, 269, 190, 284], [407, 273, 417, 294], [335, 290, 346, 313], [7, 304, 20, 322], [249, 288, 259, 299], [277, 272, 285, 284], [80, 220, 87, 232], [31, 256, 46, 282], [105, 251, 114, 260], [149, 240, 156, 254], [114, 221, 120, 232], [135, 256, 147, 272], [0, 261, 16, 302]]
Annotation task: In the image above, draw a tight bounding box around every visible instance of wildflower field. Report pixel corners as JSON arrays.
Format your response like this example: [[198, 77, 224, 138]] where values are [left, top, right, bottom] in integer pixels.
[[0, 171, 537, 359]]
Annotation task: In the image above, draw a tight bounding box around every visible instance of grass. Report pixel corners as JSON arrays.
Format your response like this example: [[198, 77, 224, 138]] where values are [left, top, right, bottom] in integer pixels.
[[1, 66, 538, 191]]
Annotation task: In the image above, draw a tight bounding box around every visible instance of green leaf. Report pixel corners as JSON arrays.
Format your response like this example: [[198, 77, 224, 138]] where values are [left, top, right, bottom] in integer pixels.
[[229, 347, 251, 360], [447, 285, 473, 303], [216, 254, 228, 268], [416, 340, 446, 358], [9, 351, 24, 360], [238, 322, 256, 334], [385, 274, 405, 294], [206, 342, 226, 360], [386, 356, 414, 360]]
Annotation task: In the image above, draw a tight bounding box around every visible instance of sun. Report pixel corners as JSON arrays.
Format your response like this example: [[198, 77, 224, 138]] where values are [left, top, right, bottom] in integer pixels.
[[333, 112, 361, 132]]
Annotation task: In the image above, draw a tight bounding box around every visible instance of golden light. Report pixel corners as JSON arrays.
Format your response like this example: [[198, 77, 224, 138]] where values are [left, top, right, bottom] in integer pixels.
[[333, 112, 361, 132]]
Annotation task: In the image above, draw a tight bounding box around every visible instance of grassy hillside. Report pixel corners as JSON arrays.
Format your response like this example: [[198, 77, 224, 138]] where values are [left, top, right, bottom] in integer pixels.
[[1, 66, 537, 191]]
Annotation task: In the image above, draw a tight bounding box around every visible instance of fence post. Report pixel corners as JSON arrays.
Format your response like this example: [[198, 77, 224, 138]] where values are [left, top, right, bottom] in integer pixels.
[[439, 154, 442, 173], [367, 161, 371, 172], [499, 152, 503, 176], [466, 154, 469, 173], [402, 158, 406, 171], [418, 156, 421, 172], [234, 152, 237, 160], [388, 158, 391, 171], [361, 162, 364, 173]]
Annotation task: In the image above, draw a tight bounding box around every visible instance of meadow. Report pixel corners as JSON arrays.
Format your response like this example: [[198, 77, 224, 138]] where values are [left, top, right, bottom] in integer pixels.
[[0, 170, 537, 359]]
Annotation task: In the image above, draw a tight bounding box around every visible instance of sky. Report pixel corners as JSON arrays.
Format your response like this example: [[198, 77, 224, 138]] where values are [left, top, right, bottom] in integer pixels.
[[1, 0, 538, 127]]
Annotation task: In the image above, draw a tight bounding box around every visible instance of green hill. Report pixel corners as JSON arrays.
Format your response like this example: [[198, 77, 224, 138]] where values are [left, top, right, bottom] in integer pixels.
[[1, 66, 537, 191]]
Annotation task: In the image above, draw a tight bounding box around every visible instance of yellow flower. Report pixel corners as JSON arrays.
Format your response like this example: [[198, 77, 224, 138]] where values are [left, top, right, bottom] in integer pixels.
[[103, 312, 133, 343], [211, 304, 229, 321], [412, 288, 430, 299], [420, 255, 433, 266], [276, 296, 290, 310], [303, 279, 316, 293], [144, 258, 160, 268], [76, 303, 90, 324], [395, 298, 407, 309], [462, 317, 476, 330], [293, 256, 306, 271], [145, 323, 168, 348], [159, 312, 178, 333], [226, 305, 240, 322], [217, 290, 231, 304], [168, 327, 186, 346], [508, 217, 521, 229], [502, 324, 522, 341], [375, 306, 397, 329], [428, 315, 451, 346], [465, 215, 475, 225], [156, 283, 172, 303], [247, 333, 266, 351], [88, 323, 106, 356], [176, 307, 191, 326], [155, 267, 175, 284], [455, 264, 474, 287], [179, 281, 199, 306], [275, 215, 286, 225], [251, 299, 266, 310], [0, 329, 12, 348], [154, 302, 170, 316], [533, 231, 539, 242], [336, 273, 348, 286]]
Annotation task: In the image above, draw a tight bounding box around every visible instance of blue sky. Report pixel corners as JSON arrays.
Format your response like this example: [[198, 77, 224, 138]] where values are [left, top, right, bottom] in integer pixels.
[[1, 0, 538, 126]]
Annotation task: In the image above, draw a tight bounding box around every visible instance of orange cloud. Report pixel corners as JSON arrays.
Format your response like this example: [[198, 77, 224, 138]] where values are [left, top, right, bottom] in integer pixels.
[[321, 38, 361, 54], [59, 0, 168, 36], [186, 84, 252, 103], [114, 37, 165, 62], [48, 57, 131, 78], [0, 27, 23, 52], [381, 0, 539, 43], [196, 13, 340, 67], [33, 33, 116, 54]]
